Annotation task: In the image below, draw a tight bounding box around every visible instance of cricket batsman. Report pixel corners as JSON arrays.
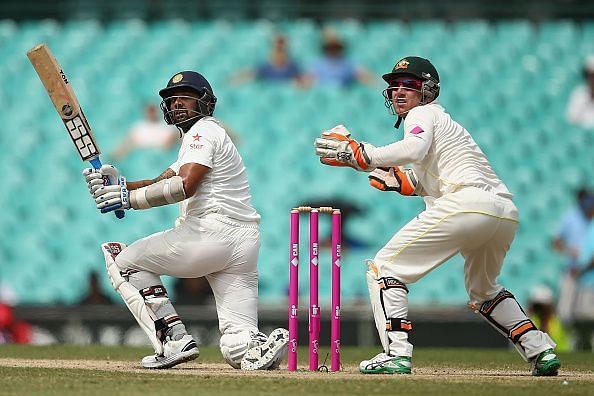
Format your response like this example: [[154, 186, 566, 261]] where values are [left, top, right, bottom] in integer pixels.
[[83, 71, 288, 370], [314, 56, 561, 376]]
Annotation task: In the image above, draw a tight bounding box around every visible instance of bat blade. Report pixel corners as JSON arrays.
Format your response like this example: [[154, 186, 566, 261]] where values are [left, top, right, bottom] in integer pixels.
[[27, 43, 125, 219], [27, 44, 101, 162]]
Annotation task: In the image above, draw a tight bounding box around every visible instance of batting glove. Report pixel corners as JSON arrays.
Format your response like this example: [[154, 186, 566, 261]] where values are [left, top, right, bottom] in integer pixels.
[[314, 125, 374, 171], [92, 165, 131, 212], [83, 168, 104, 196], [368, 167, 418, 196]]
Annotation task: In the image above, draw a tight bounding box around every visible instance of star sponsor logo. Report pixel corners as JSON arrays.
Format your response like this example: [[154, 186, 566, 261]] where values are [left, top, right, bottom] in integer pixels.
[[189, 133, 204, 149]]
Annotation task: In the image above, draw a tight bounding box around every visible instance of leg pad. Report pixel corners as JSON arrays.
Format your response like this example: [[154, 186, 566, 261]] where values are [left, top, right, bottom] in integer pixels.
[[102, 242, 164, 355], [366, 260, 413, 356], [473, 289, 554, 361]]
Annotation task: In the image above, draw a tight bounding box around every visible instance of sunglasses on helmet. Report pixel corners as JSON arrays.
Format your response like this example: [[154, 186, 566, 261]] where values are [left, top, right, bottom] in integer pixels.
[[387, 78, 423, 93]]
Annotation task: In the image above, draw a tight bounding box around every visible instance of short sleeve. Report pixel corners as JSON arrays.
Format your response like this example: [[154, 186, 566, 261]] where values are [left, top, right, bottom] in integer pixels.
[[177, 127, 217, 169], [578, 224, 594, 266], [554, 212, 572, 242], [169, 160, 180, 174]]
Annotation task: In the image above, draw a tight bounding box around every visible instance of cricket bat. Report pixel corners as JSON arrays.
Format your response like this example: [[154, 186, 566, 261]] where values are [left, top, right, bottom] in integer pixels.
[[27, 43, 125, 219]]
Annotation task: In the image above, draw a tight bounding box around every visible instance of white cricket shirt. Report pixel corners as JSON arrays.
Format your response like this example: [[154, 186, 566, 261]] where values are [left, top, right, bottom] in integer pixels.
[[566, 85, 594, 128], [169, 117, 261, 223], [129, 120, 177, 148], [371, 103, 512, 199]]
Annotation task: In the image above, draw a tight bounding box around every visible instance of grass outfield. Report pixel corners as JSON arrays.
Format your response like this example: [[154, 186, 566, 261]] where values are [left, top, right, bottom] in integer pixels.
[[0, 345, 592, 396]]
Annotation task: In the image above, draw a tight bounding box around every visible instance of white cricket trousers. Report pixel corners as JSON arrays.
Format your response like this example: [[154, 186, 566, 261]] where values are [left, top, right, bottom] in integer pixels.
[[115, 213, 260, 336], [374, 186, 519, 305], [372, 186, 558, 359]]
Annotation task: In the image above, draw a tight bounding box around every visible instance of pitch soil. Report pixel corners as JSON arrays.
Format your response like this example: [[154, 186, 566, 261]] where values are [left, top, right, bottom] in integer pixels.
[[0, 358, 591, 382]]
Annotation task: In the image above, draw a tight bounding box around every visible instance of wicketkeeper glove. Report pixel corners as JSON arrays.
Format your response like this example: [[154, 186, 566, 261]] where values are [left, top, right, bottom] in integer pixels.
[[314, 124, 374, 171], [368, 166, 418, 196]]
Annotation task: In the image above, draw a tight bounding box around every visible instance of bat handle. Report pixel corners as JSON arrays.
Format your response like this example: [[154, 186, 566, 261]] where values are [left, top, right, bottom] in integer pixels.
[[89, 157, 125, 219]]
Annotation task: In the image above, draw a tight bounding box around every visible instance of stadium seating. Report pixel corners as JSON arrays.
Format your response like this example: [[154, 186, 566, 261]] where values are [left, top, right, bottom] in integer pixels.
[[1, 18, 592, 307]]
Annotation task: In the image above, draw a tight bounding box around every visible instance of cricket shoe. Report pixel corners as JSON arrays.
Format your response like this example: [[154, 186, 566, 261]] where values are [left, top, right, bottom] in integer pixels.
[[530, 349, 560, 376], [240, 328, 289, 370], [141, 334, 199, 369], [359, 352, 412, 374]]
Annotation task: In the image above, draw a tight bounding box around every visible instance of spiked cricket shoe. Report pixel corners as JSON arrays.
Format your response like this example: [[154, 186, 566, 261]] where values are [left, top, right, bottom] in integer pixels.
[[359, 352, 412, 374], [240, 328, 289, 370], [531, 349, 560, 376], [141, 334, 199, 369]]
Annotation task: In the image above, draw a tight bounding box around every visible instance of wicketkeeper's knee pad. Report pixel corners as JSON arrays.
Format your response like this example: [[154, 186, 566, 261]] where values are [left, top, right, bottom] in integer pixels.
[[471, 289, 556, 361]]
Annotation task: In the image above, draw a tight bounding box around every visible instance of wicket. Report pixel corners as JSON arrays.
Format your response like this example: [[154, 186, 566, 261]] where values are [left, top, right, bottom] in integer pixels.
[[288, 206, 341, 372]]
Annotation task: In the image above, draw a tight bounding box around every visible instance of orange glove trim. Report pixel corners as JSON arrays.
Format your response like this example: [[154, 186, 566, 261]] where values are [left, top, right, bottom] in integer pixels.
[[321, 157, 353, 168], [369, 178, 386, 191], [325, 132, 350, 141], [395, 167, 415, 195], [348, 140, 369, 170]]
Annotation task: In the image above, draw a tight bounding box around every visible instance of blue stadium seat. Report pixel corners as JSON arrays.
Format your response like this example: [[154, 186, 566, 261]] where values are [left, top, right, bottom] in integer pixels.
[[1, 18, 591, 306]]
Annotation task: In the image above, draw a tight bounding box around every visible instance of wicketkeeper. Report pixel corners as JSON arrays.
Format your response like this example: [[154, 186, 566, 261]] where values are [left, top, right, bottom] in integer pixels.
[[83, 71, 288, 370], [314, 56, 561, 376]]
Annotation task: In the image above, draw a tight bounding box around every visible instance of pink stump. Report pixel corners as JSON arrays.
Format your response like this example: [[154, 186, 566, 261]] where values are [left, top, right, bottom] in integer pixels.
[[288, 210, 299, 371], [330, 210, 341, 372], [309, 210, 320, 371]]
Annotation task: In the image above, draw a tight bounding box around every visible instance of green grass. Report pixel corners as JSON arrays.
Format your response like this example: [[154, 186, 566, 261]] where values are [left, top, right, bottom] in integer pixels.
[[0, 345, 592, 396]]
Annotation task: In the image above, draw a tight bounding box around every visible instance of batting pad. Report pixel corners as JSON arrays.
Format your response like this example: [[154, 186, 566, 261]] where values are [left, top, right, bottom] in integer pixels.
[[102, 242, 164, 355], [220, 330, 255, 369]]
